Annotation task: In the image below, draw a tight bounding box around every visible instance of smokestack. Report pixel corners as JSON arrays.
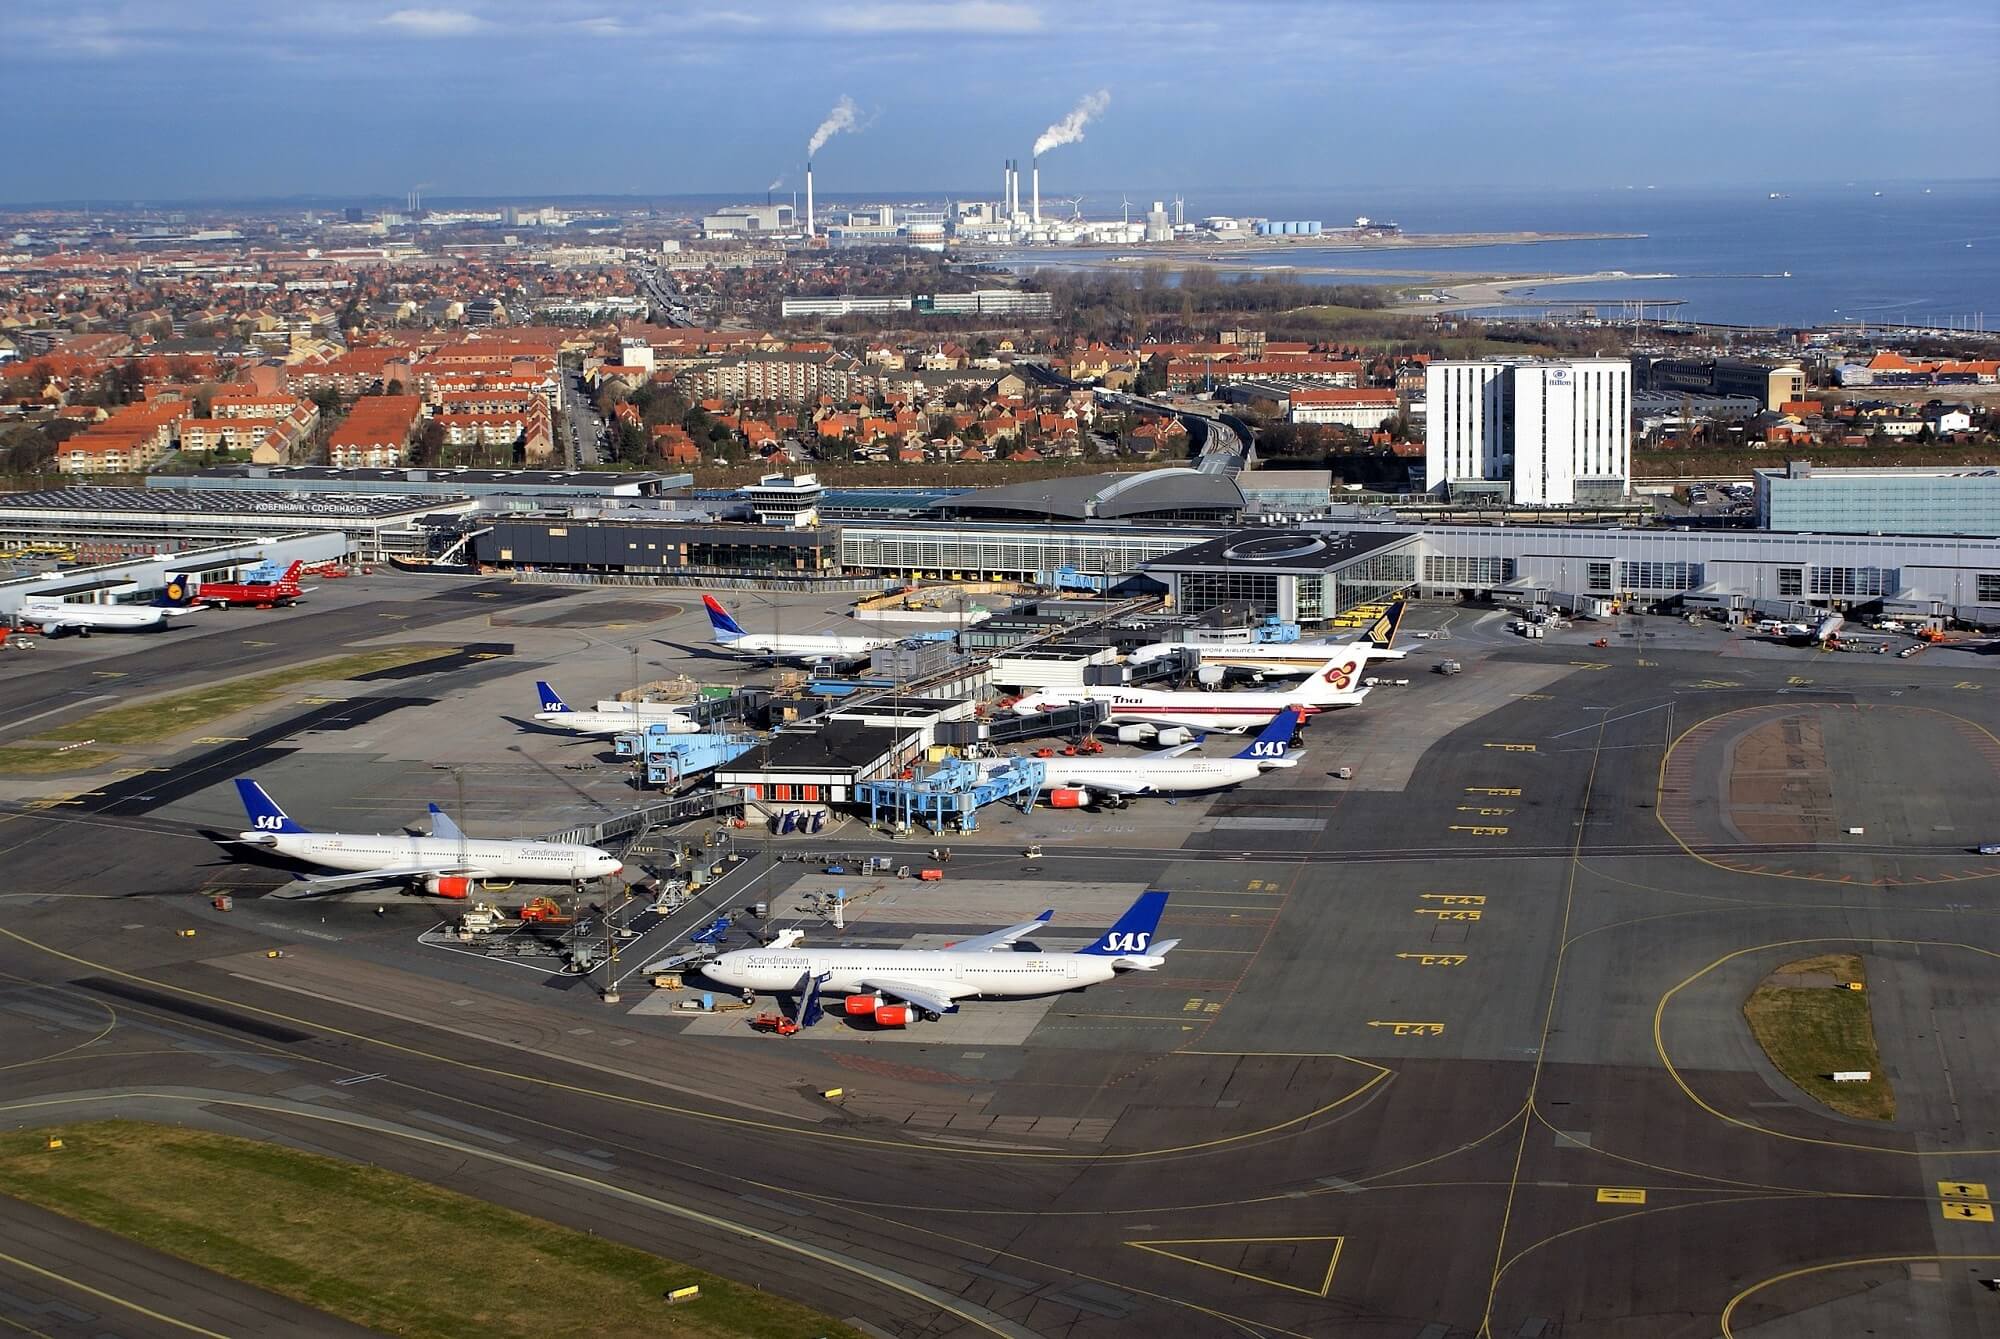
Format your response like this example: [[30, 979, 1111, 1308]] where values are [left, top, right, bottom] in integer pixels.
[[1009, 159, 1018, 217], [1032, 157, 1040, 226], [1001, 160, 1010, 218], [805, 160, 815, 238]]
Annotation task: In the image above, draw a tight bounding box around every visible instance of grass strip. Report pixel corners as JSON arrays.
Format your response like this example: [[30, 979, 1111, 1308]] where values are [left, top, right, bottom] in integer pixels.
[[0, 1122, 863, 1339], [0, 746, 122, 775], [44, 646, 451, 744], [1742, 952, 1896, 1121]]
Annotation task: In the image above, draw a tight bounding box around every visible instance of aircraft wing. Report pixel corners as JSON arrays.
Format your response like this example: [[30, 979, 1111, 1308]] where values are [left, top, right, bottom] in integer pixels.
[[855, 977, 967, 1016], [272, 862, 484, 895], [945, 909, 1054, 953]]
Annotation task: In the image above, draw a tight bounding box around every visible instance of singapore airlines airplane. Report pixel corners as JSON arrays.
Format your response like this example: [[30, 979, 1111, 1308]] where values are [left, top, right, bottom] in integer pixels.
[[701, 891, 1175, 1026], [703, 595, 899, 666], [228, 779, 621, 897], [1011, 653, 1367, 743], [1136, 601, 1411, 683], [531, 682, 698, 737], [1008, 706, 1304, 807]]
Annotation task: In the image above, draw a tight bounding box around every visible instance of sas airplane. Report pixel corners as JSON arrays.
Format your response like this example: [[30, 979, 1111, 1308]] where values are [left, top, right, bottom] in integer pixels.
[[702, 891, 1176, 1026], [228, 779, 621, 897], [1005, 705, 1304, 808], [531, 681, 699, 737]]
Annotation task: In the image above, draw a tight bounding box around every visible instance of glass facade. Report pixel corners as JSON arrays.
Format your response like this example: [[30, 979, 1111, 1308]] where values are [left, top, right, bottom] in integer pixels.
[[1179, 570, 1281, 618], [1761, 473, 2000, 538], [1621, 560, 1700, 592], [1424, 554, 1515, 586], [839, 525, 1194, 579], [1335, 550, 1418, 612]]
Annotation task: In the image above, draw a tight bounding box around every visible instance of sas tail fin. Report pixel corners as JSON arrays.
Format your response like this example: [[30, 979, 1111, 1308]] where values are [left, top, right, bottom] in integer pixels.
[[155, 575, 196, 608], [1234, 705, 1303, 761], [428, 803, 465, 842], [702, 594, 747, 643], [535, 681, 571, 714], [1076, 890, 1169, 957], [235, 778, 307, 834]]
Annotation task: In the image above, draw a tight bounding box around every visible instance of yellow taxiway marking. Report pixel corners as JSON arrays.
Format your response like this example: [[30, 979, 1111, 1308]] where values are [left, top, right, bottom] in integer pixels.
[[1636, 658, 1656, 666], [1944, 1201, 1995, 1223], [1515, 692, 1553, 701], [1941, 1181, 1990, 1200], [1457, 805, 1513, 815], [1466, 786, 1522, 796], [1596, 1187, 1646, 1205], [1421, 893, 1486, 905], [241, 639, 274, 647], [1448, 825, 1509, 836], [1416, 908, 1483, 921], [1786, 675, 1813, 686], [1395, 953, 1467, 966], [470, 652, 503, 660], [1958, 682, 1985, 691], [1483, 743, 1537, 753], [476, 591, 502, 598], [1124, 1236, 1343, 1299], [1247, 879, 1265, 889], [1569, 661, 1609, 670], [1367, 1021, 1445, 1036], [298, 696, 341, 704], [1690, 678, 1741, 689], [190, 736, 247, 745], [90, 671, 127, 678]]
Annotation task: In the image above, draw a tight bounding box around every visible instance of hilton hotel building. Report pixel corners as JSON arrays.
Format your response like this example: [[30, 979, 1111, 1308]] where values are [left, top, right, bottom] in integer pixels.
[[1424, 358, 1632, 506]]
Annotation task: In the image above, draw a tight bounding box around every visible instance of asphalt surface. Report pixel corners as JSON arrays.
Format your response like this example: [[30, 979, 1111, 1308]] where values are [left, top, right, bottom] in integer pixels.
[[7, 594, 2000, 1336]]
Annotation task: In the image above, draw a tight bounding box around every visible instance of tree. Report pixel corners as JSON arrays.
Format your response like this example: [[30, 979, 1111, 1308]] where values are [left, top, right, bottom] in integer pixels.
[[385, 378, 405, 397], [411, 418, 446, 466]]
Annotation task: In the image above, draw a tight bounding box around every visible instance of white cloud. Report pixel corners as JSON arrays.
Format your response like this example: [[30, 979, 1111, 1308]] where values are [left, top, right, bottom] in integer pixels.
[[820, 1, 1041, 34], [379, 8, 484, 35]]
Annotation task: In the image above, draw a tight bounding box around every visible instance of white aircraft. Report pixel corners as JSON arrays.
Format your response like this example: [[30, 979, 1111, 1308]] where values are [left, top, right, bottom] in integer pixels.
[[702, 891, 1176, 1026], [531, 681, 698, 737], [1003, 706, 1303, 808], [703, 594, 898, 666], [1011, 652, 1368, 744], [18, 575, 199, 637], [1134, 601, 1411, 684], [229, 779, 621, 898]]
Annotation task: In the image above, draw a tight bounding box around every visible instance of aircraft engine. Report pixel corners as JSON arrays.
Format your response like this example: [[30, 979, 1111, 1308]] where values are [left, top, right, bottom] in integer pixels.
[[1047, 788, 1092, 809], [843, 993, 883, 1016], [1115, 724, 1154, 744], [425, 875, 474, 899], [1152, 726, 1193, 747], [873, 1003, 914, 1027]]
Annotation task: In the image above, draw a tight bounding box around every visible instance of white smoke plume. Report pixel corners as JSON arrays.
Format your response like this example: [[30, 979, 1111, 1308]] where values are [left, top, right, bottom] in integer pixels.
[[1033, 90, 1110, 157], [767, 175, 785, 192], [807, 96, 860, 158]]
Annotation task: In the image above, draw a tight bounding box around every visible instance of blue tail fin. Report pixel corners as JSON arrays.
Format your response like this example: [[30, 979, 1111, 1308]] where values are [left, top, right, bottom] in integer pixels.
[[535, 681, 570, 714], [1234, 705, 1302, 760], [428, 803, 465, 843], [1076, 890, 1169, 956], [702, 594, 747, 642], [235, 778, 307, 834], [155, 575, 196, 608]]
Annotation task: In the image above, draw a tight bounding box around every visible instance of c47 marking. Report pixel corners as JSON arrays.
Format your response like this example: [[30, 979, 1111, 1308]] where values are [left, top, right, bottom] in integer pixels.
[[1395, 953, 1467, 966], [1448, 825, 1509, 836]]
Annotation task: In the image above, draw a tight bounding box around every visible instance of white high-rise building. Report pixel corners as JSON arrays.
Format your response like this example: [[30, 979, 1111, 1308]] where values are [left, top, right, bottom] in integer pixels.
[[1424, 358, 1631, 505]]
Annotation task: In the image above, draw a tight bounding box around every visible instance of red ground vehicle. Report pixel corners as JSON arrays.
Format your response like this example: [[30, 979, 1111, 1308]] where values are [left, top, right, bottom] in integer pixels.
[[194, 560, 306, 609]]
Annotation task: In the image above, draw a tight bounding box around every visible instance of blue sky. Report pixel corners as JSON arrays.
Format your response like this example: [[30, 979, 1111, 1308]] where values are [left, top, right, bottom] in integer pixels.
[[5, 0, 1997, 204]]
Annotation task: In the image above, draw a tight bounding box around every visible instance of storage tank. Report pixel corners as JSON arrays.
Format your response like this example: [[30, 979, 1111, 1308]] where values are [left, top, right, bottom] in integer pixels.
[[1306, 221, 1323, 236]]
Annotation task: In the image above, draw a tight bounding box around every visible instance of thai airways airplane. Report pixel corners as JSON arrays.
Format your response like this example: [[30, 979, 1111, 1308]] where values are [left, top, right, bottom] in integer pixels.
[[702, 595, 898, 665], [18, 577, 198, 636], [228, 779, 621, 897], [701, 891, 1177, 1026], [1009, 706, 1303, 807], [531, 681, 698, 737], [1135, 601, 1411, 684], [1011, 653, 1368, 743]]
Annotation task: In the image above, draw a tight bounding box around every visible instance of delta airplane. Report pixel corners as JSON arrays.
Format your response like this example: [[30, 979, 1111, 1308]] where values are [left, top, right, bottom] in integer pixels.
[[703, 594, 899, 666], [702, 890, 1177, 1026], [18, 576, 198, 637], [1135, 601, 1411, 684], [228, 779, 621, 897], [1002, 706, 1303, 808], [531, 681, 698, 737], [1011, 652, 1368, 744]]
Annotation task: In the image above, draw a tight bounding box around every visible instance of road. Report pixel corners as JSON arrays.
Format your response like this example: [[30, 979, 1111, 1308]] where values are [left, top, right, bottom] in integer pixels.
[[562, 368, 606, 467]]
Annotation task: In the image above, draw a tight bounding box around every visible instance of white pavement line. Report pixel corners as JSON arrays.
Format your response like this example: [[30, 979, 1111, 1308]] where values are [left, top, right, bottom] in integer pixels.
[[1547, 700, 1673, 740], [0, 695, 117, 733]]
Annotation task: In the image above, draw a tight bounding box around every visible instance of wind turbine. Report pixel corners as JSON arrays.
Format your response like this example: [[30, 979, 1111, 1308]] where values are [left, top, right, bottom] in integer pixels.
[[1064, 196, 1085, 223], [1120, 196, 1133, 225]]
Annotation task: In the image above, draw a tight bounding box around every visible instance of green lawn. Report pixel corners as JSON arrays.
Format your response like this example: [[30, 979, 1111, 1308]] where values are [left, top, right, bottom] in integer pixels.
[[0, 1122, 864, 1339], [43, 647, 452, 744], [1742, 952, 1896, 1121]]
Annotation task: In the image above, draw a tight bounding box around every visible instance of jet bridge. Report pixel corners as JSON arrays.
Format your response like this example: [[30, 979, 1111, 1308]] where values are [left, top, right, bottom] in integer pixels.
[[855, 756, 1046, 834]]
